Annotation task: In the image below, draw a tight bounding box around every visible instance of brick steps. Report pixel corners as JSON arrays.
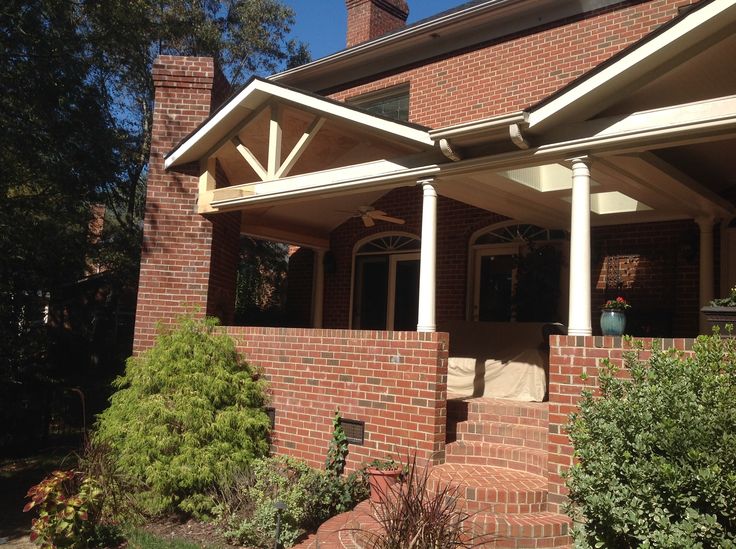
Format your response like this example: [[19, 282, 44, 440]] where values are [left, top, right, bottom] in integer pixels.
[[453, 420, 548, 449], [446, 440, 548, 476], [428, 463, 548, 513], [441, 397, 572, 548], [466, 511, 573, 548]]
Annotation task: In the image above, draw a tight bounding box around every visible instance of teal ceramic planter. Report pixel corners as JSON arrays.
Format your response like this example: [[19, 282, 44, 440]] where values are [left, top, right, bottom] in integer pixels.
[[600, 309, 626, 336]]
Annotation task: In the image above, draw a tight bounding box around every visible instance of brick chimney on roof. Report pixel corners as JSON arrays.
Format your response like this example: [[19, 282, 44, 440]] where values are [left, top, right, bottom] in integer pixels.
[[346, 0, 409, 48]]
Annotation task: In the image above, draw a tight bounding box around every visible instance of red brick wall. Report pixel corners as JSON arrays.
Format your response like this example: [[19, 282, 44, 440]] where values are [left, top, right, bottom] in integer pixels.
[[546, 335, 695, 512], [346, 0, 409, 48], [591, 220, 699, 337], [227, 326, 449, 469], [133, 56, 239, 353], [330, 0, 696, 127]]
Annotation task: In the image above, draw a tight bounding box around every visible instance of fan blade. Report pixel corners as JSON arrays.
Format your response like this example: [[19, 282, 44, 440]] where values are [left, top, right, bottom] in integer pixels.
[[367, 209, 388, 217], [371, 214, 405, 225], [362, 214, 375, 227]]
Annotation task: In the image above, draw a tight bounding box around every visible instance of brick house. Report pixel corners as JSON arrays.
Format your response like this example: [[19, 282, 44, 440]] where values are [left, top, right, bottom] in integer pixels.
[[135, 0, 736, 545]]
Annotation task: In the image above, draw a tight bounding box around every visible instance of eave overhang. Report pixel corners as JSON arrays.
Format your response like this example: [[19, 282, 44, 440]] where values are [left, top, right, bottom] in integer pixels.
[[525, 0, 736, 134]]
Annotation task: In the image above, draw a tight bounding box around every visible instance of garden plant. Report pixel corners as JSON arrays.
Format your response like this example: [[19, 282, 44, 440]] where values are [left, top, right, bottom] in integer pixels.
[[566, 334, 736, 548]]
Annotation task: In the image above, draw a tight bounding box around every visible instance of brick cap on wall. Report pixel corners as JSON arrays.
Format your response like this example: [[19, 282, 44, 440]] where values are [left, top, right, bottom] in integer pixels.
[[152, 55, 216, 89]]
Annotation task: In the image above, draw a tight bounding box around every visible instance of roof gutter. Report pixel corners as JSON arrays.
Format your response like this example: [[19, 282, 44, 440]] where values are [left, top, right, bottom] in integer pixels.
[[430, 111, 531, 157]]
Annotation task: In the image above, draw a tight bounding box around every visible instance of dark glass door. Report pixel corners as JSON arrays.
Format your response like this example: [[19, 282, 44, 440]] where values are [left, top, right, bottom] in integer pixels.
[[354, 256, 388, 329], [478, 254, 515, 321], [392, 258, 420, 330]]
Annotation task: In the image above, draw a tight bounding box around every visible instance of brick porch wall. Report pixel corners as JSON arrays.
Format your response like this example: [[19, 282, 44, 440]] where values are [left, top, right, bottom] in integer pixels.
[[227, 326, 449, 470], [546, 335, 696, 513]]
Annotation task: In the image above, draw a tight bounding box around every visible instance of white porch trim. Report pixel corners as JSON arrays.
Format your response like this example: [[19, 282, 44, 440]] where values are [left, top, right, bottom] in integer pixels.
[[527, 0, 736, 133]]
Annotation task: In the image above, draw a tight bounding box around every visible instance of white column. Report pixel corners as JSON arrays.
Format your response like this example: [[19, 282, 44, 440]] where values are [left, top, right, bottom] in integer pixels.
[[567, 157, 592, 336], [311, 249, 326, 328], [697, 217, 715, 334], [417, 179, 437, 332]]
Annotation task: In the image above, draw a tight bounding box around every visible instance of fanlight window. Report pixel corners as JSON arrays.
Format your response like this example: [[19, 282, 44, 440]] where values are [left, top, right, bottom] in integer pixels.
[[356, 235, 420, 255], [474, 223, 567, 246]]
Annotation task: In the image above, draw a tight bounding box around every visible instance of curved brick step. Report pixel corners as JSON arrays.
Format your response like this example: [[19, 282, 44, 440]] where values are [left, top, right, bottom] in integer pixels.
[[448, 398, 549, 425], [455, 420, 548, 449], [465, 511, 573, 548], [446, 441, 548, 476], [427, 464, 547, 513]]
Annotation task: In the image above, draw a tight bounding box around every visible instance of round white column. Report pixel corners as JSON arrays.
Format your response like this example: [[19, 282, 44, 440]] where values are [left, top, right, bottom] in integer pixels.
[[417, 180, 437, 332], [567, 157, 592, 336], [697, 217, 715, 334], [311, 249, 326, 328]]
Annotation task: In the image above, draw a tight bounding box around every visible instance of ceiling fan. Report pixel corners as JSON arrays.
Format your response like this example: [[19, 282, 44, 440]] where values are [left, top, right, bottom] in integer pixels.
[[350, 206, 405, 228]]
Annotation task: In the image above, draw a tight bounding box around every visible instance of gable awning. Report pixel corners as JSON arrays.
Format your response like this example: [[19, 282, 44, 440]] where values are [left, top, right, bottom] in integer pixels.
[[164, 76, 435, 171]]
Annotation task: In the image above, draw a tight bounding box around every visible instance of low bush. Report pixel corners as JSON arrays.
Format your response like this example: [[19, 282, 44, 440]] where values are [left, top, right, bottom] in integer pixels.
[[94, 315, 270, 518], [24, 470, 103, 548], [215, 456, 325, 548], [566, 335, 736, 548]]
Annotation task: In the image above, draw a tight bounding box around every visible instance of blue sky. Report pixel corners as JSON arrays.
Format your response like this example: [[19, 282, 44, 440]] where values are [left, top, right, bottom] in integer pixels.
[[283, 1, 468, 60]]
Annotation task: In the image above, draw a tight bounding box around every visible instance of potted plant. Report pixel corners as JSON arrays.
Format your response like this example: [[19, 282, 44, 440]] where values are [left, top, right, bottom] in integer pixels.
[[364, 457, 404, 504], [600, 296, 631, 336], [701, 285, 736, 335]]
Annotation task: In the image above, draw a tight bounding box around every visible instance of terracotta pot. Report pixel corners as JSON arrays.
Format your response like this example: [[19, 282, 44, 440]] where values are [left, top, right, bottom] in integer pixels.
[[366, 467, 402, 503]]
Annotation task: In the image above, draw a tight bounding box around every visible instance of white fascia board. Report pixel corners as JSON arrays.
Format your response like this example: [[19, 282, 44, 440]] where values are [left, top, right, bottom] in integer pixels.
[[164, 79, 434, 169], [429, 111, 527, 141], [211, 160, 439, 208], [527, 0, 736, 132]]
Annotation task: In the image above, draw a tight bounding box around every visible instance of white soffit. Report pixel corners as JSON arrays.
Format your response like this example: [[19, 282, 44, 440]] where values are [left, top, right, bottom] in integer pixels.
[[526, 0, 736, 134], [498, 164, 600, 193], [164, 78, 434, 169], [560, 191, 652, 214]]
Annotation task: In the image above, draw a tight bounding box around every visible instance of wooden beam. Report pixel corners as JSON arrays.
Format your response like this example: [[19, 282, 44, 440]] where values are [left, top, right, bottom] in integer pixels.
[[241, 221, 329, 250], [268, 102, 282, 178], [200, 101, 270, 161], [197, 157, 218, 214], [232, 137, 268, 181], [275, 116, 326, 179]]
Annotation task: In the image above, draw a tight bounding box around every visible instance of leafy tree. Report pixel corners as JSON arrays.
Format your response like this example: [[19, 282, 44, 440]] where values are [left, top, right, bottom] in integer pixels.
[[566, 335, 736, 548], [0, 0, 120, 380], [235, 237, 289, 324], [94, 315, 270, 517], [0, 0, 309, 382]]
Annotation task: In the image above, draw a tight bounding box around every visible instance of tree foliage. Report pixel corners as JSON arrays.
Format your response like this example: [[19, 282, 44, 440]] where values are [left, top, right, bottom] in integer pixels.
[[566, 335, 736, 548], [0, 0, 309, 381], [94, 316, 270, 517]]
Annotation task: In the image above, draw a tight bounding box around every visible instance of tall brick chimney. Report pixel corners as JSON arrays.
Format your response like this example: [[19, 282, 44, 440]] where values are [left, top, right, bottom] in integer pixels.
[[133, 56, 240, 353], [346, 0, 409, 48]]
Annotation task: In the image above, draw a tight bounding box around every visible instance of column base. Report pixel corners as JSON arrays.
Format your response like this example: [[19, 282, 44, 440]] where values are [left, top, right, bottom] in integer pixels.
[[567, 327, 592, 336], [416, 324, 436, 333]]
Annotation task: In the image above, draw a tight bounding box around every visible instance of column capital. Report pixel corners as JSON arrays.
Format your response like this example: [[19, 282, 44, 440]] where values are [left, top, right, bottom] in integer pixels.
[[566, 155, 591, 168], [416, 177, 436, 187], [695, 215, 717, 231]]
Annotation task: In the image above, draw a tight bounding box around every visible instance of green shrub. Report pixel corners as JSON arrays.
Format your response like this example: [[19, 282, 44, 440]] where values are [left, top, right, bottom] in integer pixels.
[[94, 315, 270, 517], [566, 335, 736, 548], [216, 456, 325, 548], [24, 470, 103, 549]]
